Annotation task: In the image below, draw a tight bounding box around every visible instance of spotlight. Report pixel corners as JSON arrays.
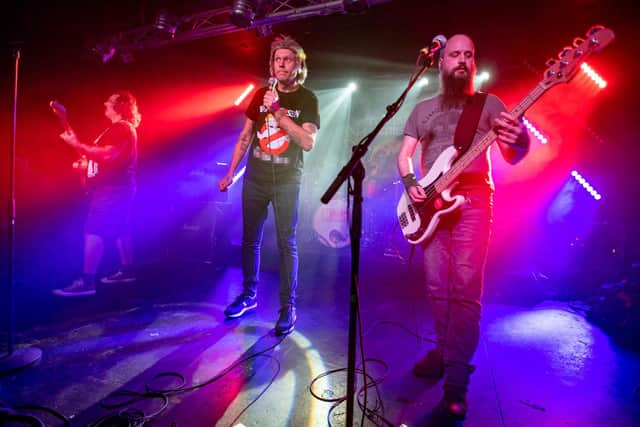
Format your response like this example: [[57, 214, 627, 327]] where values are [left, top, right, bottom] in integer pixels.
[[230, 0, 257, 28], [256, 24, 273, 38], [477, 71, 490, 81], [234, 84, 255, 106], [474, 71, 490, 90], [570, 170, 602, 200], [343, 0, 370, 14], [93, 43, 117, 64], [347, 82, 357, 93], [417, 77, 429, 87], [580, 62, 607, 89], [522, 116, 548, 144], [154, 9, 177, 37]]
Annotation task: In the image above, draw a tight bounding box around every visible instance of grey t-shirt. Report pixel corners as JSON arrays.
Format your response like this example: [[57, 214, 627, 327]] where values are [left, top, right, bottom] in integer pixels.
[[403, 93, 508, 188]]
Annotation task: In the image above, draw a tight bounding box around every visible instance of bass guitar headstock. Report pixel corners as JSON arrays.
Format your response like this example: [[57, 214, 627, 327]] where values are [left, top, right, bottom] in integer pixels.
[[541, 25, 615, 90]]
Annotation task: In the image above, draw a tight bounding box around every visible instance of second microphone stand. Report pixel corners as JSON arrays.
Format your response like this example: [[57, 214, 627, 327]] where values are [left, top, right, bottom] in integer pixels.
[[1, 48, 42, 375], [320, 52, 437, 426]]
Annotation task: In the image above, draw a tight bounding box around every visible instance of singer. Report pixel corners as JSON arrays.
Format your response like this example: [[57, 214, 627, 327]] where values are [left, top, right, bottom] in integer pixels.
[[397, 35, 530, 419], [218, 35, 320, 335]]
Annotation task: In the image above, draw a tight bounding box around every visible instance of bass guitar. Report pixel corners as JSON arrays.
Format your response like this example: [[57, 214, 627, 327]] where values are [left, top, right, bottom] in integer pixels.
[[397, 25, 614, 245]]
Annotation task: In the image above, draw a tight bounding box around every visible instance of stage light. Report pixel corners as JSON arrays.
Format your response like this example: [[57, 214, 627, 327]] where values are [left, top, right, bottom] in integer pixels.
[[347, 82, 357, 93], [231, 166, 246, 186], [474, 70, 490, 89], [522, 116, 548, 144], [119, 51, 134, 64], [230, 0, 257, 27], [343, 0, 370, 14], [571, 170, 602, 200], [234, 84, 255, 106], [154, 9, 177, 37], [580, 62, 607, 89], [256, 24, 273, 38], [93, 43, 117, 64], [417, 77, 429, 87]]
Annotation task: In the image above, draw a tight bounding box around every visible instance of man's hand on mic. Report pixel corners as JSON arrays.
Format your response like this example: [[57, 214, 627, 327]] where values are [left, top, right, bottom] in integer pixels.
[[263, 89, 280, 113]]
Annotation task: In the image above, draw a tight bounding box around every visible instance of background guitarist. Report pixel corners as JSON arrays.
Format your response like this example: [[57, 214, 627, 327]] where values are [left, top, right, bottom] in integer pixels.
[[53, 91, 141, 297], [396, 34, 530, 419]]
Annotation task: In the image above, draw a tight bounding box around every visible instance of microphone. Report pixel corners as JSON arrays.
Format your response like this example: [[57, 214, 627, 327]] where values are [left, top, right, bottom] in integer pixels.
[[419, 34, 447, 56], [268, 76, 277, 92], [266, 77, 280, 114]]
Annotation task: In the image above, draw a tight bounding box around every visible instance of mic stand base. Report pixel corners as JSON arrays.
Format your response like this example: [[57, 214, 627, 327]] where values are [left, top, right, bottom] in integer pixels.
[[0, 347, 42, 376]]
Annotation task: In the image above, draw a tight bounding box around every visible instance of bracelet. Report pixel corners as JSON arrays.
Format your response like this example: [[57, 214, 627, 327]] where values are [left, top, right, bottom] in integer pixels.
[[401, 173, 419, 190]]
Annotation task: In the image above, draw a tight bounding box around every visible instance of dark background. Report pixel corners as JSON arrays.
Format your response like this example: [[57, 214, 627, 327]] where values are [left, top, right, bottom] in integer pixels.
[[1, 0, 639, 322]]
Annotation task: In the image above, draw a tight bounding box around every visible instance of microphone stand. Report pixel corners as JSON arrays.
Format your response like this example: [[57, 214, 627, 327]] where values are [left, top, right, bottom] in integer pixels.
[[320, 52, 437, 426], [1, 46, 42, 375]]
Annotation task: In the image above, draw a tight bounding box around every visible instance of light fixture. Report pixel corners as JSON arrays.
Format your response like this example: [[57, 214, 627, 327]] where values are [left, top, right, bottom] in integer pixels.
[[256, 24, 273, 38], [234, 84, 256, 106], [230, 0, 257, 28], [522, 116, 548, 144], [571, 170, 602, 200], [580, 62, 607, 89], [93, 43, 117, 64], [343, 0, 370, 14], [154, 9, 177, 37]]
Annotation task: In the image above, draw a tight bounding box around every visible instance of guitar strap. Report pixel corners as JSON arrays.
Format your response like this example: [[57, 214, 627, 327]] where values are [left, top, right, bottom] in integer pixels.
[[453, 92, 488, 158], [405, 92, 488, 260]]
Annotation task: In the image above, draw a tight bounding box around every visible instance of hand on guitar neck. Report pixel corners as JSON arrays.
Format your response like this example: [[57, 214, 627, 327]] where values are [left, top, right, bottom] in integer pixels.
[[50, 99, 88, 176]]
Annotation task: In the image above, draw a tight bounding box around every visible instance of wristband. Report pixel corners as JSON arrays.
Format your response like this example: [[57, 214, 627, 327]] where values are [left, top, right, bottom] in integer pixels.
[[402, 173, 419, 191]]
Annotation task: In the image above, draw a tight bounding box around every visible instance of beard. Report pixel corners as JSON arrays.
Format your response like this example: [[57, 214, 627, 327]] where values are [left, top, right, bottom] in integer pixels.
[[441, 67, 474, 107]]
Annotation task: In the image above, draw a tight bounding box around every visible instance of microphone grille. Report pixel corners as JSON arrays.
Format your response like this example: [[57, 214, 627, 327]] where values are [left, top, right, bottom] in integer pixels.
[[433, 34, 447, 46], [268, 77, 277, 86]]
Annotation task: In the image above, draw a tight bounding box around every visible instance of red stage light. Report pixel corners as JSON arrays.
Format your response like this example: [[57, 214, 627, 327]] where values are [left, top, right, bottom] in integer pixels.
[[580, 63, 607, 89], [234, 84, 255, 106]]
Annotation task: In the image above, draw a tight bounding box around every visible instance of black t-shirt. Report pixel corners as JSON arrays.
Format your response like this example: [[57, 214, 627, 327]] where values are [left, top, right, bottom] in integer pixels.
[[245, 85, 320, 184], [89, 120, 138, 188]]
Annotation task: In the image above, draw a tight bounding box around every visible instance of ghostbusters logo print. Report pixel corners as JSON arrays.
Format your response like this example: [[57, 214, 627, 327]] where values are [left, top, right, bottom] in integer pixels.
[[256, 108, 301, 156], [257, 113, 289, 155]]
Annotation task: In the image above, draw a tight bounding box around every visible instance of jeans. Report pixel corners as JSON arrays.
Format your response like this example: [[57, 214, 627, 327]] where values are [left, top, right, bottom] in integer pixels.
[[423, 186, 493, 391], [241, 177, 300, 306]]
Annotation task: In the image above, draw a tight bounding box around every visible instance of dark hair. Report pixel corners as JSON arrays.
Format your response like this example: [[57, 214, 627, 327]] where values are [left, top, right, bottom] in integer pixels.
[[112, 90, 141, 128]]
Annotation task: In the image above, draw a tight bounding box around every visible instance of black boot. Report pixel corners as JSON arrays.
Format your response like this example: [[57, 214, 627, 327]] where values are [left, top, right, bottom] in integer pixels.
[[437, 385, 468, 420], [275, 304, 296, 336]]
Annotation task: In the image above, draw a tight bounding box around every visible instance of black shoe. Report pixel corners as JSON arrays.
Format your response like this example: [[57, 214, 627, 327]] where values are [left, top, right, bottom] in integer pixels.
[[413, 349, 444, 378], [101, 270, 136, 284], [275, 304, 296, 336], [53, 278, 96, 297], [224, 294, 257, 318], [436, 389, 468, 420]]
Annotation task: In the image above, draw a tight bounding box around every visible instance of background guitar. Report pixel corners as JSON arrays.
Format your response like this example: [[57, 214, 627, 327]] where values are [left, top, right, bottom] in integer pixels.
[[50, 100, 92, 187]]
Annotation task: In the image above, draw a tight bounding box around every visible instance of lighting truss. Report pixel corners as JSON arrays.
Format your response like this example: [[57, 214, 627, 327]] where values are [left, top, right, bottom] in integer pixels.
[[96, 0, 369, 53]]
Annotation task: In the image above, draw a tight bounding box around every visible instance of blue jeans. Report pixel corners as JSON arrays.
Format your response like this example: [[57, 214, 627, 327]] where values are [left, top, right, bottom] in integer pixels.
[[423, 186, 493, 392], [241, 177, 300, 306]]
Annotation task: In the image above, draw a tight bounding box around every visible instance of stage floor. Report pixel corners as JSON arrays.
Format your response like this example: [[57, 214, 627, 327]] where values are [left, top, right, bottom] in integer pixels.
[[1, 247, 639, 426]]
